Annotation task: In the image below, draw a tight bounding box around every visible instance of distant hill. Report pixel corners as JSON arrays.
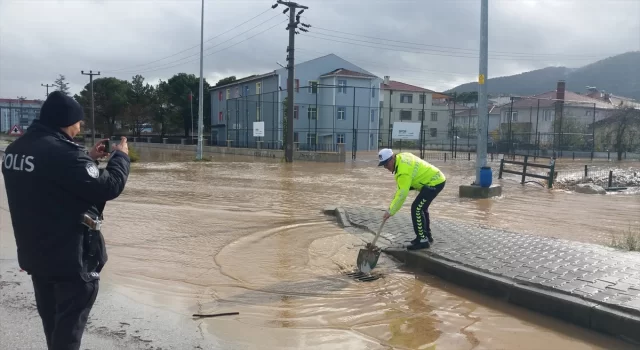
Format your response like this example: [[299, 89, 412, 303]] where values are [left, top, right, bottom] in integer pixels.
[[446, 51, 640, 100]]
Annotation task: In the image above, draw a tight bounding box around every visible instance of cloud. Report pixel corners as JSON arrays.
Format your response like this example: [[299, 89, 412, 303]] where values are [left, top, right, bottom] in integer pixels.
[[1, 0, 638, 100]]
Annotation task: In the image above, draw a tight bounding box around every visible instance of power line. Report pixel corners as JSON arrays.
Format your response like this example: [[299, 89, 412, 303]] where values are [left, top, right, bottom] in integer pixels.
[[309, 25, 604, 58], [123, 19, 287, 75], [103, 7, 274, 73], [304, 32, 598, 62], [296, 47, 471, 76]]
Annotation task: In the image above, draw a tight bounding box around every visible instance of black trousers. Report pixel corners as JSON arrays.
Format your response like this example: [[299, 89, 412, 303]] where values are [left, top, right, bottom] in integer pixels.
[[411, 181, 446, 240], [31, 275, 99, 350]]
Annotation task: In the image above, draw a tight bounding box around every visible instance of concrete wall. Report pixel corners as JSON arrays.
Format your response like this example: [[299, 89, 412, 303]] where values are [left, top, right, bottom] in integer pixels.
[[128, 141, 347, 162]]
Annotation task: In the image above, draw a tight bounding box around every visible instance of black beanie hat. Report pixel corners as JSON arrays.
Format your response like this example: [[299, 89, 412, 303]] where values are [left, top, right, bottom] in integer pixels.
[[39, 91, 85, 128]]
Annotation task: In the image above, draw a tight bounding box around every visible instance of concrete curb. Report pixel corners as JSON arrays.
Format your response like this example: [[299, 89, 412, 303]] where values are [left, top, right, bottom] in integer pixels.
[[325, 207, 640, 346]]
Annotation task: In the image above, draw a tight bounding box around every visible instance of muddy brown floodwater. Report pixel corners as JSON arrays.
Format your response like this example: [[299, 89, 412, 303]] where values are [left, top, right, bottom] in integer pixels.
[[5, 147, 640, 349]]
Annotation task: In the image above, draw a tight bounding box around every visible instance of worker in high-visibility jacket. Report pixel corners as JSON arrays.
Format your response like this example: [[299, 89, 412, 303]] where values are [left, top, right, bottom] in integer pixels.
[[379, 148, 446, 250]]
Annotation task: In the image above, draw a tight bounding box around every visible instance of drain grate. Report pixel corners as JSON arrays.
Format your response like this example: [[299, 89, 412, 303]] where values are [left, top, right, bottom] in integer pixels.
[[344, 270, 381, 282]]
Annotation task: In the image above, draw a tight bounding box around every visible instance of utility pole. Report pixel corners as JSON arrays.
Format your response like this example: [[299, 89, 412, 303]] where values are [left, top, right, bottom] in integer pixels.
[[196, 0, 205, 160], [188, 90, 194, 142], [41, 83, 56, 98], [475, 0, 489, 184], [81, 70, 101, 144], [17, 96, 26, 127], [272, 0, 310, 163]]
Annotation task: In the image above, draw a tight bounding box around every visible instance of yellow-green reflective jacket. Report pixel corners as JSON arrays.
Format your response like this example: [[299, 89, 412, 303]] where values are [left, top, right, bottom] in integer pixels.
[[388, 153, 446, 216]]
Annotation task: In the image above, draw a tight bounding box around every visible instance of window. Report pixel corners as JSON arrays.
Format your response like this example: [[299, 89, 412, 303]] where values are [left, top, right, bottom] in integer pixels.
[[307, 133, 317, 145], [289, 79, 300, 92], [543, 110, 554, 122], [370, 110, 375, 122], [256, 82, 262, 95], [430, 128, 438, 137], [400, 94, 413, 103], [419, 110, 425, 120], [430, 112, 438, 121], [294, 105, 299, 119], [419, 94, 426, 104], [235, 87, 239, 98], [218, 91, 223, 101], [337, 80, 347, 94], [336, 133, 345, 144], [244, 85, 249, 97], [511, 111, 518, 122], [219, 111, 223, 122], [226, 89, 230, 99], [400, 110, 412, 121], [337, 107, 346, 120], [309, 81, 318, 94], [371, 88, 376, 98], [294, 132, 299, 143], [256, 106, 261, 121], [586, 110, 591, 116], [308, 107, 317, 120]]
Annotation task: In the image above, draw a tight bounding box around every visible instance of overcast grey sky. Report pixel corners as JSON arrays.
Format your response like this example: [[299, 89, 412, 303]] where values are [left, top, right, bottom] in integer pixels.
[[1, 0, 639, 100]]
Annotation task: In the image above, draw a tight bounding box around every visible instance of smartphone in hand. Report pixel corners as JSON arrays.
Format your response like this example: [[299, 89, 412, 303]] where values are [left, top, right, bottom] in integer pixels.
[[103, 140, 110, 153]]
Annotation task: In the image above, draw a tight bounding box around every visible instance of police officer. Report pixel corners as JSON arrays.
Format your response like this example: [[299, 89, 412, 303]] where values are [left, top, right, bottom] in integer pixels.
[[1, 91, 131, 350], [378, 148, 446, 250]]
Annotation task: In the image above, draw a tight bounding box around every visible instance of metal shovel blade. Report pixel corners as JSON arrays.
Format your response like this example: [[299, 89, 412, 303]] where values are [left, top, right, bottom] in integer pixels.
[[356, 247, 381, 274]]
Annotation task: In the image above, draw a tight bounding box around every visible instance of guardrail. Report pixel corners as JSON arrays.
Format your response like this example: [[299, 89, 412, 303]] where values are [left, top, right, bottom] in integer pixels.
[[498, 155, 557, 189]]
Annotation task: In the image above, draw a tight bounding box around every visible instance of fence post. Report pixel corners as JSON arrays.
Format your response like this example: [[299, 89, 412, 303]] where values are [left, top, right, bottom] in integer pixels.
[[444, 153, 447, 162], [468, 152, 471, 161], [498, 158, 504, 179], [608, 151, 610, 160], [547, 158, 555, 189], [572, 152, 575, 160], [608, 170, 613, 188], [521, 155, 529, 184], [584, 165, 588, 179]]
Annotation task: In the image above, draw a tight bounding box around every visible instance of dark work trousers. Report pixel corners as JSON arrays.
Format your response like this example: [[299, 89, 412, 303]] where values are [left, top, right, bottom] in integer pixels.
[[31, 275, 99, 350], [411, 181, 446, 240]]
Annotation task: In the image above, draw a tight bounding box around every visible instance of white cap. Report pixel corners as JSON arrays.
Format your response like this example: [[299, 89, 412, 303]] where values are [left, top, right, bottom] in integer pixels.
[[378, 148, 393, 166]]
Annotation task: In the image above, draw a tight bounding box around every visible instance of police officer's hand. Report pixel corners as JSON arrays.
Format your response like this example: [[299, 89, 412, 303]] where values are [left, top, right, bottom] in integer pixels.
[[89, 138, 110, 160], [113, 136, 129, 155]]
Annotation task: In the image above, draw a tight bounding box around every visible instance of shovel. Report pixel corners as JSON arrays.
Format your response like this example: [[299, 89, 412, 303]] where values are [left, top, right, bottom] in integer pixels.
[[356, 220, 386, 274]]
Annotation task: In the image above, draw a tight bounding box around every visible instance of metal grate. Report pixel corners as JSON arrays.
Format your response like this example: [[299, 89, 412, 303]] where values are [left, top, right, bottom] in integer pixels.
[[344, 270, 381, 282]]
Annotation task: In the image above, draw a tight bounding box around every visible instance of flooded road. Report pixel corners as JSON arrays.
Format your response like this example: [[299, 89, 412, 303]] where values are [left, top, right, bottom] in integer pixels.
[[2, 146, 639, 349]]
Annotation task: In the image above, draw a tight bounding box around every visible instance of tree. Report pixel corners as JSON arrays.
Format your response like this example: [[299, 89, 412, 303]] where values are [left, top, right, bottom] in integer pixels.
[[165, 73, 211, 137], [75, 77, 130, 137], [593, 106, 640, 160], [215, 76, 236, 87], [55, 74, 70, 95], [553, 116, 587, 151], [126, 75, 154, 137], [150, 80, 174, 137], [452, 91, 478, 104]]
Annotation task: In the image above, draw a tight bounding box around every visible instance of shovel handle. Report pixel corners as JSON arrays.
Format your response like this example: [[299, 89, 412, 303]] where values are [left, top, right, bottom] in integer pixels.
[[370, 220, 386, 247]]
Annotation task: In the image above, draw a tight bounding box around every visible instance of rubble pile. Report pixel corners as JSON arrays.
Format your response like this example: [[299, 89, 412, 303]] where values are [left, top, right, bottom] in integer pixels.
[[556, 168, 640, 191]]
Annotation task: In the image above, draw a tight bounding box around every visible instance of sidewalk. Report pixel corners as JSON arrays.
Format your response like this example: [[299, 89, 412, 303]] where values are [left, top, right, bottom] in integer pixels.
[[327, 206, 640, 345]]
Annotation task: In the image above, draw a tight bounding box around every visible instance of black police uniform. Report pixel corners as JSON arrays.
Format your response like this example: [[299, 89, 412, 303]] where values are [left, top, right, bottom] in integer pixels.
[[2, 93, 130, 350]]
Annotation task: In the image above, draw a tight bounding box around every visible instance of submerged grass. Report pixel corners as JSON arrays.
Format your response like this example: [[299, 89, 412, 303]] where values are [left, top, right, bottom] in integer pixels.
[[609, 223, 640, 252]]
